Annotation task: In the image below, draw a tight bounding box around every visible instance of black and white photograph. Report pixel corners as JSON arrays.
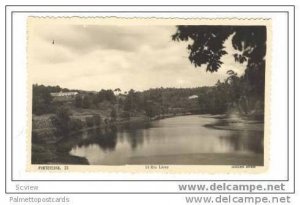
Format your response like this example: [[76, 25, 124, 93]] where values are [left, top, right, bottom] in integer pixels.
[[3, 2, 298, 204], [28, 18, 269, 168]]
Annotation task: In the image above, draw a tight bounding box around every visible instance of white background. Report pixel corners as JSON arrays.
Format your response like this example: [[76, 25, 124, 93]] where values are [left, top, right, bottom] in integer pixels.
[[1, 1, 298, 205]]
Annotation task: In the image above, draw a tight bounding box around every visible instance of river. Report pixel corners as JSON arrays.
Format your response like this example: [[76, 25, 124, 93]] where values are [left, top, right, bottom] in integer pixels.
[[69, 115, 264, 165]]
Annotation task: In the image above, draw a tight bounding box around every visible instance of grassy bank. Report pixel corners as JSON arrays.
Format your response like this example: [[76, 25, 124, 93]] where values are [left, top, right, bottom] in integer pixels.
[[204, 113, 264, 132], [32, 143, 89, 165]]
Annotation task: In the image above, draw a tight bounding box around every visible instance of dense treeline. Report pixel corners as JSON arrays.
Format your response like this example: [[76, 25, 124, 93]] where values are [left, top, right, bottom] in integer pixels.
[[33, 25, 267, 119], [197, 71, 263, 115], [172, 26, 266, 118], [33, 78, 263, 121], [32, 84, 77, 115], [32, 84, 59, 115], [74, 89, 116, 109], [32, 84, 204, 117]]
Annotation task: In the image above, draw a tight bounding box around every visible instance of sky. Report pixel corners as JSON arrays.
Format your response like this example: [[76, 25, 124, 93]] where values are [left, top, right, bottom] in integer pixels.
[[29, 23, 246, 92]]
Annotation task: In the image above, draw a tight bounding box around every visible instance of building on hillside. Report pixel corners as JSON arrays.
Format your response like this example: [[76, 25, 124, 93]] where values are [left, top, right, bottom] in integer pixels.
[[50, 91, 78, 101], [188, 95, 199, 100]]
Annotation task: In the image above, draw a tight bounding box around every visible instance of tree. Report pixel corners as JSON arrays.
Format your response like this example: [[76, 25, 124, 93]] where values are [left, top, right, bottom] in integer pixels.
[[93, 114, 102, 126], [110, 108, 117, 121], [32, 84, 54, 115], [144, 100, 160, 118], [97, 89, 117, 103], [74, 95, 83, 108], [172, 26, 266, 99], [172, 26, 266, 114], [114, 88, 121, 95], [82, 95, 92, 108], [51, 106, 72, 135], [124, 89, 137, 111]]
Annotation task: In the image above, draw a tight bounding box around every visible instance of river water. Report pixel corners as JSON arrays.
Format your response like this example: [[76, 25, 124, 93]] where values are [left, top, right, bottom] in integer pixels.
[[69, 115, 264, 165]]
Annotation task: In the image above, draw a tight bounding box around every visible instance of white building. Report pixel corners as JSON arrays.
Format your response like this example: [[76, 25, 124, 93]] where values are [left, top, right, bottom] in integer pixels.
[[50, 91, 78, 97], [188, 95, 199, 100], [50, 91, 78, 102]]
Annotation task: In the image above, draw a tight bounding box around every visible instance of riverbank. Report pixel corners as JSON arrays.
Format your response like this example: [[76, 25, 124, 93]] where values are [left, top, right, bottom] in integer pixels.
[[32, 110, 192, 144], [204, 114, 264, 132], [32, 143, 89, 164], [32, 114, 264, 165]]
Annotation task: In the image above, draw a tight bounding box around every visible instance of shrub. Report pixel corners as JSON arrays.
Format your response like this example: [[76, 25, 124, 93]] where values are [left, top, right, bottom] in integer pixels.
[[92, 114, 101, 126], [86, 117, 94, 127], [120, 111, 130, 119], [51, 106, 72, 135], [69, 119, 84, 131], [110, 108, 117, 121]]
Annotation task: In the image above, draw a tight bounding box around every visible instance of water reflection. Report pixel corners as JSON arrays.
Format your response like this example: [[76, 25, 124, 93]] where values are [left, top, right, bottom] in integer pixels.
[[69, 115, 264, 165], [219, 132, 263, 154], [76, 127, 118, 151]]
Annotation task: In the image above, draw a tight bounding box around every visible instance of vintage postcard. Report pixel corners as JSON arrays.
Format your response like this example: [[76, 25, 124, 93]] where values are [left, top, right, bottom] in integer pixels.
[[27, 17, 271, 173]]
